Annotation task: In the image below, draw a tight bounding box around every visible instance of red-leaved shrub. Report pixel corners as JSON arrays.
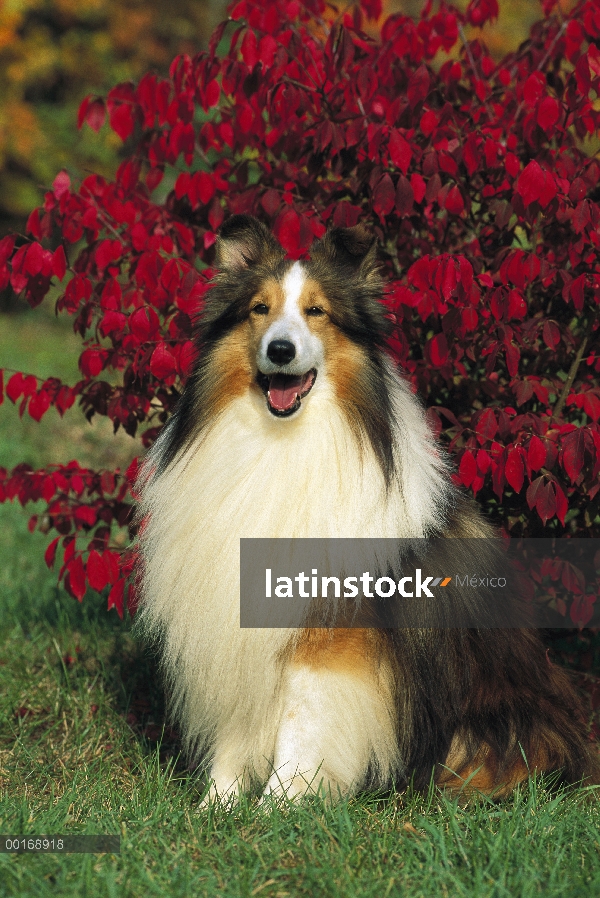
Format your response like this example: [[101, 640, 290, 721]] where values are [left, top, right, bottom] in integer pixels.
[[0, 0, 599, 622]]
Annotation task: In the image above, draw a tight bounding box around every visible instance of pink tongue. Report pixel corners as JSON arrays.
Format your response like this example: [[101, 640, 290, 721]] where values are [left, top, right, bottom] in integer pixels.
[[268, 374, 303, 411]]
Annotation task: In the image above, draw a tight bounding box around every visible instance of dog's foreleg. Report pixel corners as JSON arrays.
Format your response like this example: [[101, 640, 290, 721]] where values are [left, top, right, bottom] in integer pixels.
[[262, 661, 398, 802]]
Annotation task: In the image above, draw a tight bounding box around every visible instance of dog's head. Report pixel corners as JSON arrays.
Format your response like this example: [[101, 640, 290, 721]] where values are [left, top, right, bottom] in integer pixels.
[[205, 214, 389, 419]]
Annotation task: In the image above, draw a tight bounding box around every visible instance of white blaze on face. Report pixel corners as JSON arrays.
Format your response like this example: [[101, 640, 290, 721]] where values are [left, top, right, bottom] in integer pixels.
[[257, 262, 324, 375]]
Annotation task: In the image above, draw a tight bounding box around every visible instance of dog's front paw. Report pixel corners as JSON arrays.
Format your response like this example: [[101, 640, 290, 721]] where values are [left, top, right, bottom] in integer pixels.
[[197, 776, 243, 811], [260, 766, 343, 806]]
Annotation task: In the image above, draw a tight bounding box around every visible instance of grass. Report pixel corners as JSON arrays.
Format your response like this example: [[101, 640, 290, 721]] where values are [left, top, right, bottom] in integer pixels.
[[1, 570, 599, 898], [1, 302, 600, 896], [0, 577, 599, 898]]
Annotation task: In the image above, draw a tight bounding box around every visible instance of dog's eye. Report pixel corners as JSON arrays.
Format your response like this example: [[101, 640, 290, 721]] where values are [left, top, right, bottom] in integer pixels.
[[306, 306, 325, 317], [251, 303, 269, 315]]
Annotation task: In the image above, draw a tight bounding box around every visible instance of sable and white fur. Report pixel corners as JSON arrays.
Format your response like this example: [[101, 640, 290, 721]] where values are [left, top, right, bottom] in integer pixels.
[[137, 216, 598, 804]]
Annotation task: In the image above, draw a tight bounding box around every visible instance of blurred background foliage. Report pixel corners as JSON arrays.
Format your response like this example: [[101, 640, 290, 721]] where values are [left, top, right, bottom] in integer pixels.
[[0, 0, 228, 230], [0, 0, 557, 235]]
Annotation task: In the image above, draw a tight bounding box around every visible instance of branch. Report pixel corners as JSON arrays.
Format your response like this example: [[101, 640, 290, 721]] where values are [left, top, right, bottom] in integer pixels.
[[384, 238, 402, 278], [552, 316, 596, 420], [458, 25, 495, 123]]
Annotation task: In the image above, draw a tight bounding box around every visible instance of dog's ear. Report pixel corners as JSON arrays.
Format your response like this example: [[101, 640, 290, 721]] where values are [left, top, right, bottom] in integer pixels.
[[216, 215, 284, 271], [311, 225, 379, 282]]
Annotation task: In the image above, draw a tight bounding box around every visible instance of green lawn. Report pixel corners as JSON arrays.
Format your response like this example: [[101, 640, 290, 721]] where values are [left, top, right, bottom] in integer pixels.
[[1, 303, 599, 897], [0, 575, 599, 898]]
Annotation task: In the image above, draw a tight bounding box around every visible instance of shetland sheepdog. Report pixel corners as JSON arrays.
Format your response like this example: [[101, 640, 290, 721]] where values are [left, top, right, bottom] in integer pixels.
[[137, 215, 597, 804]]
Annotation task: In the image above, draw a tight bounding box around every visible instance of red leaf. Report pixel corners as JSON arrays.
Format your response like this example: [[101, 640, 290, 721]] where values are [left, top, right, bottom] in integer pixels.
[[55, 386, 75, 416], [78, 95, 106, 131], [562, 429, 585, 481], [204, 80, 221, 107], [241, 29, 258, 68], [407, 65, 430, 108], [504, 343, 520, 377], [459, 450, 477, 487], [536, 481, 556, 524], [444, 185, 464, 215], [109, 103, 135, 141], [537, 96, 559, 131], [526, 475, 545, 510], [362, 0, 383, 19], [570, 595, 595, 627], [523, 73, 544, 106], [66, 556, 87, 602], [560, 561, 584, 595], [395, 176, 414, 216], [75, 505, 97, 527], [258, 35, 278, 67], [573, 200, 591, 235], [542, 320, 560, 349], [477, 409, 498, 442], [528, 436, 546, 471], [539, 171, 557, 208], [582, 392, 600, 422], [6, 372, 25, 403], [420, 110, 437, 136], [275, 209, 301, 254], [52, 246, 67, 280], [466, 0, 498, 26], [104, 551, 121, 585], [108, 580, 125, 618], [150, 344, 178, 379], [130, 307, 158, 342], [77, 95, 91, 129], [555, 482, 568, 525], [389, 131, 412, 174], [410, 173, 426, 204], [507, 289, 526, 320], [28, 390, 51, 422], [372, 174, 395, 221], [44, 537, 60, 569], [516, 160, 545, 207], [463, 134, 480, 175], [87, 550, 109, 592], [100, 310, 127, 336], [261, 188, 281, 217], [505, 448, 524, 492], [24, 242, 45, 276], [53, 171, 70, 199], [79, 349, 105, 378], [569, 275, 585, 312], [125, 457, 140, 490], [428, 333, 449, 367], [86, 99, 106, 132], [196, 172, 215, 205]]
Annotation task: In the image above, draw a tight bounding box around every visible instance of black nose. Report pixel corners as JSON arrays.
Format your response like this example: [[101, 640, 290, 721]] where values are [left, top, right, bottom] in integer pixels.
[[267, 339, 296, 366]]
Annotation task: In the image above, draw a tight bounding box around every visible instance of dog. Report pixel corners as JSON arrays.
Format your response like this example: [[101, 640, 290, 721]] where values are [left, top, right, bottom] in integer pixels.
[[136, 214, 597, 804]]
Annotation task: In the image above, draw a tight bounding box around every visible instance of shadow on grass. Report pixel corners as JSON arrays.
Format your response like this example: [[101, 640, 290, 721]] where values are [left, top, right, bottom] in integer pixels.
[[2, 573, 187, 772]]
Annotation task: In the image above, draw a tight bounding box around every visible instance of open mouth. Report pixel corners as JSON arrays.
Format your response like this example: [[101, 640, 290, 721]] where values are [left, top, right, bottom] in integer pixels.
[[256, 369, 317, 417]]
